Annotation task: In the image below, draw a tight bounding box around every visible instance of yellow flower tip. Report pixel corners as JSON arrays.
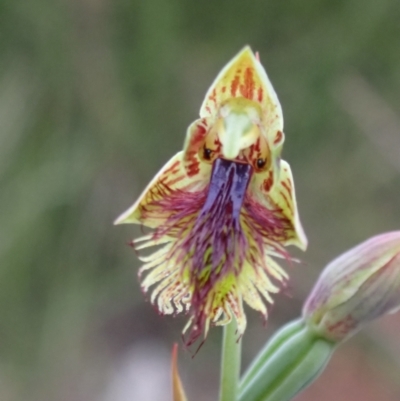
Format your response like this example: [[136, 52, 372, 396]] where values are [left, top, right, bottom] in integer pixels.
[[172, 344, 188, 401], [303, 231, 400, 342], [200, 46, 282, 125], [198, 46, 284, 158], [116, 47, 308, 346], [292, 214, 308, 251], [113, 208, 135, 225]]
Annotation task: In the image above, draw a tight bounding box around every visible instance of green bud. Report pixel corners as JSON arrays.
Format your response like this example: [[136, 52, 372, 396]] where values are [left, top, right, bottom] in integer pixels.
[[303, 231, 400, 342]]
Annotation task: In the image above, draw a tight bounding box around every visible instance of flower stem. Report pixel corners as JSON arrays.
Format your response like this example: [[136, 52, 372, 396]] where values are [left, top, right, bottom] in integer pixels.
[[219, 320, 242, 401]]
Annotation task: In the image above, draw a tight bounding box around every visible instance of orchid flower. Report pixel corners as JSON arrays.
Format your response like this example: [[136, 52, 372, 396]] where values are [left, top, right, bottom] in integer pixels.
[[115, 46, 307, 346]]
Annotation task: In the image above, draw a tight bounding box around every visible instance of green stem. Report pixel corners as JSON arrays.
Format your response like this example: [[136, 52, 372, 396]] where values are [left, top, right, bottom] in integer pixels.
[[219, 320, 242, 401]]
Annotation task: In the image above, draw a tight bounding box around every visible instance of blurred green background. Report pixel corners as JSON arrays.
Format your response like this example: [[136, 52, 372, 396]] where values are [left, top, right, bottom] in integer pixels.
[[1, 0, 400, 400]]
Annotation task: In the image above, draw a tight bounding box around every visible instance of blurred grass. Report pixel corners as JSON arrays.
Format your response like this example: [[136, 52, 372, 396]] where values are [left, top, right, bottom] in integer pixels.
[[0, 0, 400, 400]]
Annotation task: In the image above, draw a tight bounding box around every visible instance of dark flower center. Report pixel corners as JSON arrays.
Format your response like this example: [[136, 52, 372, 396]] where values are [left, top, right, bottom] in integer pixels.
[[185, 159, 253, 345], [192, 158, 253, 277]]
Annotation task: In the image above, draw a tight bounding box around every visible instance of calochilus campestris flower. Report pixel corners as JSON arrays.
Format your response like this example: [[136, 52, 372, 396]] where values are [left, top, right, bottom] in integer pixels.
[[115, 46, 307, 346]]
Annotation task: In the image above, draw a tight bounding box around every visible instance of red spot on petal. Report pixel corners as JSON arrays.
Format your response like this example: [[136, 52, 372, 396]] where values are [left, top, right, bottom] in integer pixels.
[[274, 131, 283, 145], [164, 161, 181, 176], [257, 87, 263, 102], [190, 124, 207, 147], [247, 144, 255, 162], [262, 171, 274, 192], [281, 180, 292, 197], [239, 67, 255, 99], [184, 122, 207, 177], [187, 160, 200, 177], [163, 174, 187, 189], [231, 75, 240, 96], [213, 138, 222, 154], [221, 86, 226, 93], [209, 88, 217, 104], [279, 190, 292, 211]]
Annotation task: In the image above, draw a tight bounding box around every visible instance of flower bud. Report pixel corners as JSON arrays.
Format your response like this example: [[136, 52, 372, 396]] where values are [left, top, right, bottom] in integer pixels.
[[303, 231, 400, 342]]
